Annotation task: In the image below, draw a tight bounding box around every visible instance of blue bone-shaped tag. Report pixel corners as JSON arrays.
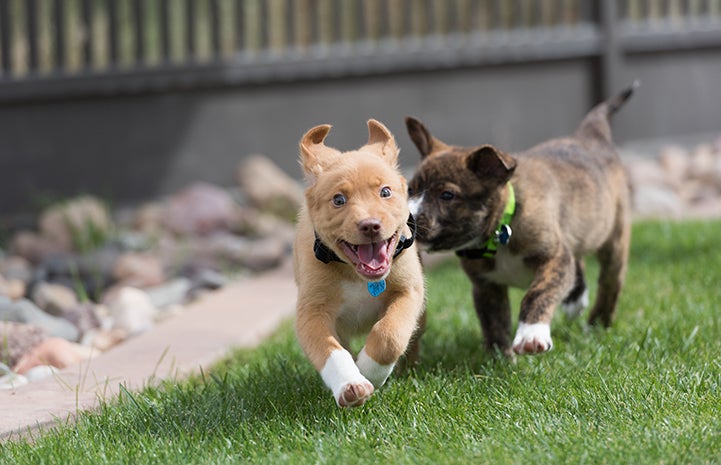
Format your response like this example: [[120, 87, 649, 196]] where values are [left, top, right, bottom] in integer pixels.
[[367, 280, 386, 297], [495, 224, 512, 245]]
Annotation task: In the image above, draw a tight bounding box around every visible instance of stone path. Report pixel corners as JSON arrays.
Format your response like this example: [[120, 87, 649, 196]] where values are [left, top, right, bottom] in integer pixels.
[[0, 259, 296, 441]]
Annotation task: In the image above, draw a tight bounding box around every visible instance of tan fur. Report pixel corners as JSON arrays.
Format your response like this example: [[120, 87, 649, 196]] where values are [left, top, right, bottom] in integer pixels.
[[294, 119, 425, 407], [406, 84, 636, 357]]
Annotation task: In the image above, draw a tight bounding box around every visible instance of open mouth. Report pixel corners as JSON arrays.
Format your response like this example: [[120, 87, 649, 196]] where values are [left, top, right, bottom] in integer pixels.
[[339, 233, 398, 280]]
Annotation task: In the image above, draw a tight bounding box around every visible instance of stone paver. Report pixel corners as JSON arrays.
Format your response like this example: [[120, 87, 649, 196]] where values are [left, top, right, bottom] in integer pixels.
[[0, 259, 296, 441]]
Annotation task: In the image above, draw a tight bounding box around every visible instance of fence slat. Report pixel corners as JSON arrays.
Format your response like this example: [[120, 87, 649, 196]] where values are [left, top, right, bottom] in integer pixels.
[[108, 0, 119, 67], [133, 0, 145, 65], [160, 0, 170, 62], [210, 0, 221, 58], [185, 0, 195, 59], [0, 0, 10, 74], [81, 0, 92, 68], [26, 0, 38, 72], [54, 0, 66, 71]]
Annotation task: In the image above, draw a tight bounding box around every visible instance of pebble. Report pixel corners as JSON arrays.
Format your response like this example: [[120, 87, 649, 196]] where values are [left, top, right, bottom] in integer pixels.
[[31, 282, 79, 317], [13, 337, 95, 374], [0, 372, 29, 390], [23, 365, 58, 382], [0, 298, 80, 341], [0, 321, 48, 368], [162, 182, 240, 236], [105, 287, 157, 336]]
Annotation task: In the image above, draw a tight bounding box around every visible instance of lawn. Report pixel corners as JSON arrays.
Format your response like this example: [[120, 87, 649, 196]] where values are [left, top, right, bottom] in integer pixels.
[[2, 220, 720, 464]]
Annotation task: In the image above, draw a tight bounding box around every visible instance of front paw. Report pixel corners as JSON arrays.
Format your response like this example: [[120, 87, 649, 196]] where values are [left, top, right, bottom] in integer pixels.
[[337, 381, 374, 408], [512, 322, 553, 355]]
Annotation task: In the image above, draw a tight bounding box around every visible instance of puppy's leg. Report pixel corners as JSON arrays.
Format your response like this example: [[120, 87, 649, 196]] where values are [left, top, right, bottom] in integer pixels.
[[513, 247, 575, 355], [397, 308, 426, 371], [589, 210, 630, 327], [358, 289, 424, 388], [561, 258, 589, 319], [296, 306, 374, 408], [471, 279, 513, 357]]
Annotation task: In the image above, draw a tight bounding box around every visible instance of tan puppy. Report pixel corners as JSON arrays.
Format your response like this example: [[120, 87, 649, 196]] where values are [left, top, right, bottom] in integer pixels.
[[294, 119, 425, 407], [405, 83, 637, 357]]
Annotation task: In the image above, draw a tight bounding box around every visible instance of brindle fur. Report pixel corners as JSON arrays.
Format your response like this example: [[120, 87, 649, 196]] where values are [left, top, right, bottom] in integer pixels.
[[406, 83, 637, 356]]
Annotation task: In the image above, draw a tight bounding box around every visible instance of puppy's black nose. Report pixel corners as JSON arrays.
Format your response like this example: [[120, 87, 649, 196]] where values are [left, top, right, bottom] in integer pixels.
[[358, 218, 382, 238]]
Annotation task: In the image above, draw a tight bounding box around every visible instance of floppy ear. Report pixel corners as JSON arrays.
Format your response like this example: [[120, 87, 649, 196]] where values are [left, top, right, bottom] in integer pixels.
[[405, 116, 447, 159], [364, 119, 399, 166], [299, 124, 341, 183], [466, 145, 516, 183]]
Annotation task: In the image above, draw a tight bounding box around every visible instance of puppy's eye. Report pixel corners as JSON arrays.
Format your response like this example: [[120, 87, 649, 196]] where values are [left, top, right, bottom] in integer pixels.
[[380, 186, 392, 198], [332, 193, 346, 207], [440, 191, 455, 201]]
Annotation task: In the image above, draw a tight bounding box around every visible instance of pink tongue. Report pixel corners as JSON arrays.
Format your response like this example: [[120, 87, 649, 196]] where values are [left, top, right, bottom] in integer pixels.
[[357, 242, 389, 269]]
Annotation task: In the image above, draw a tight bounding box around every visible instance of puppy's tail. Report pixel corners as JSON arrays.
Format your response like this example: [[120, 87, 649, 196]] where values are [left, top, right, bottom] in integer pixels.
[[576, 80, 640, 143], [607, 79, 640, 116]]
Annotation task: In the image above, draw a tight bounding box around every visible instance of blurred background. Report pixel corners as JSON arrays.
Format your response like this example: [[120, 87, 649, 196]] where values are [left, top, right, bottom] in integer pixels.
[[1, 0, 720, 220]]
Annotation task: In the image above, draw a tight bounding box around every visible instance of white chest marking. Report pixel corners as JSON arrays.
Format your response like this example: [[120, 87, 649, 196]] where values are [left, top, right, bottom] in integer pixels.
[[484, 248, 534, 289], [408, 194, 424, 217], [336, 281, 385, 337]]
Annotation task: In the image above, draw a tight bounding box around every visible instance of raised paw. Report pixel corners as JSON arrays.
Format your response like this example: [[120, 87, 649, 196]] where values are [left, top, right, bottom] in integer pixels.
[[512, 322, 553, 355], [337, 381, 374, 408]]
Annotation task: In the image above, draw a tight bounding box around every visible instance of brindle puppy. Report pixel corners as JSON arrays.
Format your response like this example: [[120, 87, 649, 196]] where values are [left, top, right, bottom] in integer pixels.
[[406, 83, 637, 356]]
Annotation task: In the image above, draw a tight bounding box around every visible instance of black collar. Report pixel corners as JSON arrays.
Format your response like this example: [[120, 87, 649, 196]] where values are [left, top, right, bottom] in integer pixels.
[[314, 214, 416, 264]]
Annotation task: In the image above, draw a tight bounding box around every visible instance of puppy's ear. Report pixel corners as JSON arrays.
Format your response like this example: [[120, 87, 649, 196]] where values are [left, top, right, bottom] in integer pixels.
[[405, 117, 447, 159], [299, 124, 341, 183], [466, 145, 516, 183], [365, 119, 399, 166]]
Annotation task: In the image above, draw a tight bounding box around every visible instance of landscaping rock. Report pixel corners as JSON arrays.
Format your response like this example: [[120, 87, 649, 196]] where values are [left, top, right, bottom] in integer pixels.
[[162, 182, 240, 236], [237, 154, 304, 222], [0, 371, 28, 390], [13, 337, 95, 374], [31, 282, 79, 317], [0, 298, 80, 341], [0, 276, 26, 300], [104, 287, 157, 336], [9, 231, 67, 265], [113, 252, 165, 288], [0, 255, 33, 283], [145, 278, 193, 309], [0, 321, 48, 368], [38, 196, 112, 252], [63, 302, 102, 337], [23, 365, 58, 382]]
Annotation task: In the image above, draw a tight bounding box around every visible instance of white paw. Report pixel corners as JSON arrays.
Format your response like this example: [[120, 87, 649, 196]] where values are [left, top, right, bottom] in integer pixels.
[[356, 347, 395, 388], [561, 288, 589, 319], [320, 349, 374, 407], [512, 322, 553, 355]]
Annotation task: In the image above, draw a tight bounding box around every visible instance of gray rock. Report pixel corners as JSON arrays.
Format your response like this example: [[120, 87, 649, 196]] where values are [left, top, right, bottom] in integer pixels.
[[63, 302, 102, 337], [32, 282, 79, 317], [23, 365, 57, 382], [0, 372, 28, 390], [0, 298, 80, 341], [145, 278, 193, 309], [0, 255, 33, 283]]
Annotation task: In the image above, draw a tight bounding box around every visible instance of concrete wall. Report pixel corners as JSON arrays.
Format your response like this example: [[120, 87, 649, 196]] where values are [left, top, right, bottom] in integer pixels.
[[0, 52, 719, 219]]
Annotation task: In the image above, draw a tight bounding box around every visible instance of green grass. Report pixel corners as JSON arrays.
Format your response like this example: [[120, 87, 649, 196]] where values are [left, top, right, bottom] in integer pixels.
[[3, 220, 721, 464]]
